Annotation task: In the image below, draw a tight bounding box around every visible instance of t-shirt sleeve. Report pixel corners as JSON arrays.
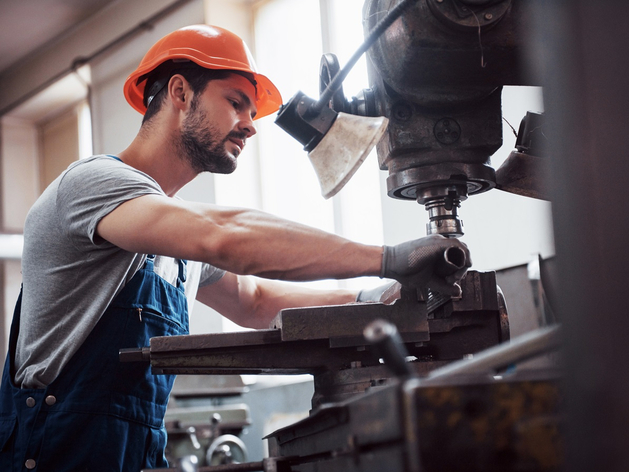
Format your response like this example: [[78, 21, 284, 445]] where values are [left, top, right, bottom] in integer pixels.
[[56, 156, 165, 251], [198, 263, 226, 287]]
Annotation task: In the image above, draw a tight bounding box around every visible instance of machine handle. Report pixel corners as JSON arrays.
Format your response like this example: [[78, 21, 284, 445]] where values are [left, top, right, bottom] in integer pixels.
[[363, 319, 413, 377], [119, 346, 150, 363]]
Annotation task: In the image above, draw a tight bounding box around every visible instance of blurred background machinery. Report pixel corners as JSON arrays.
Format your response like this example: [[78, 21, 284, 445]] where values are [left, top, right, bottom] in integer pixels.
[[162, 375, 250, 467]]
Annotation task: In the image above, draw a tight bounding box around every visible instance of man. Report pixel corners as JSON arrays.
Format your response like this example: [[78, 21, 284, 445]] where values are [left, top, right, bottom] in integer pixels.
[[0, 25, 470, 471]]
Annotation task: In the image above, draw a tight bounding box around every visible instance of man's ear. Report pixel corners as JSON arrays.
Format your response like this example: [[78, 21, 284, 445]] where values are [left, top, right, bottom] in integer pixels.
[[168, 74, 192, 111]]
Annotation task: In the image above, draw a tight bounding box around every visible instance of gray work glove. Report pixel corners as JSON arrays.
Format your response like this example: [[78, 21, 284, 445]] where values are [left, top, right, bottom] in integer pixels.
[[381, 234, 471, 296]]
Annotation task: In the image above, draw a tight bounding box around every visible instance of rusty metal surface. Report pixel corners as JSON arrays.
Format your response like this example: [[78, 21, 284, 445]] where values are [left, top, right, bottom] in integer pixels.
[[268, 371, 562, 472], [414, 376, 562, 471], [127, 271, 505, 406], [146, 272, 502, 374], [311, 361, 450, 407], [424, 325, 560, 381], [364, 0, 530, 96], [149, 337, 375, 375], [270, 297, 428, 343], [151, 329, 282, 352], [142, 460, 267, 472], [449, 271, 500, 313], [359, 0, 534, 239]]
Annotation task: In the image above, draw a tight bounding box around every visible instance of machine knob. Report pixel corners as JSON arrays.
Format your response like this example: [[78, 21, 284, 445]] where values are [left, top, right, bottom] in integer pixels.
[[206, 434, 248, 466], [177, 455, 198, 472]]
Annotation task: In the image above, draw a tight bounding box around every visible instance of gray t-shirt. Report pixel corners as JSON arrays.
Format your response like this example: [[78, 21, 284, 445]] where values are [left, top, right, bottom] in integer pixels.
[[15, 155, 225, 389]]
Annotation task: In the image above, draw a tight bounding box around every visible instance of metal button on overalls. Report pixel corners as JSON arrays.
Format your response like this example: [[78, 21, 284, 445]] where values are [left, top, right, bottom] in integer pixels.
[[0, 256, 189, 471]]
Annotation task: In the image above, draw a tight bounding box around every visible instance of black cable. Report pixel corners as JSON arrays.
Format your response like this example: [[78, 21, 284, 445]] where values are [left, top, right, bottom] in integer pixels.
[[311, 0, 420, 115]]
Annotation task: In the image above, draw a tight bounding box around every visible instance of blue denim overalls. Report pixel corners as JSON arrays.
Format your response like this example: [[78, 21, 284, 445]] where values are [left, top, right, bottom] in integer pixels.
[[0, 255, 189, 471]]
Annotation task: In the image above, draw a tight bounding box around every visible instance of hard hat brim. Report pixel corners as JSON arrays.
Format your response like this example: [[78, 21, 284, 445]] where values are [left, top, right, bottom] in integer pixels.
[[124, 53, 282, 119]]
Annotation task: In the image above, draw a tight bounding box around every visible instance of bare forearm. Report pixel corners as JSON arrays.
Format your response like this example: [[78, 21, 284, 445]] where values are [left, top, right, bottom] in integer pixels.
[[250, 279, 358, 328], [98, 197, 383, 282], [197, 205, 382, 281], [197, 273, 358, 329]]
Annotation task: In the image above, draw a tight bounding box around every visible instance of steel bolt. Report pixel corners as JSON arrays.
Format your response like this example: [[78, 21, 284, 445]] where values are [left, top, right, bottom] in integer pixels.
[[392, 103, 412, 122], [434, 118, 461, 144]]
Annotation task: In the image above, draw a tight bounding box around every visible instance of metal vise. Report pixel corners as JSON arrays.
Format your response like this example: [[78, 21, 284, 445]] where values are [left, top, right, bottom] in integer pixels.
[[121, 270, 508, 409]]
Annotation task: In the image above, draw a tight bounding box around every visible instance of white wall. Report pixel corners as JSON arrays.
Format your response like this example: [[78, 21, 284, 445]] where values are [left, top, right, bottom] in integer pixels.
[[0, 0, 180, 116], [90, 2, 205, 155], [1, 117, 40, 231], [0, 117, 40, 352], [204, 0, 265, 215], [40, 106, 81, 188]]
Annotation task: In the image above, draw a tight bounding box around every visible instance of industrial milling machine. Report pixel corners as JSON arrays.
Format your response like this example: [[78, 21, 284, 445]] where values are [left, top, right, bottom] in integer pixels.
[[128, 1, 564, 470]]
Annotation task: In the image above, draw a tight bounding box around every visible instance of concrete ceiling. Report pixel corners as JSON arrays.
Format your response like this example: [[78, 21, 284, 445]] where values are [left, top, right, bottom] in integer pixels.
[[0, 0, 118, 75]]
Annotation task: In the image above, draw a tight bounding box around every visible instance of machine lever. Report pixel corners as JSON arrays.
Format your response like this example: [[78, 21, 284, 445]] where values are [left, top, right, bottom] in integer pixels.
[[364, 319, 413, 377], [186, 426, 202, 450], [119, 346, 150, 363], [176, 455, 198, 472]]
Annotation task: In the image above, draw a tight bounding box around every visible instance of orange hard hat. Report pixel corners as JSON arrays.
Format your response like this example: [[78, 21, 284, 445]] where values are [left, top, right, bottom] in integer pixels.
[[123, 24, 282, 120]]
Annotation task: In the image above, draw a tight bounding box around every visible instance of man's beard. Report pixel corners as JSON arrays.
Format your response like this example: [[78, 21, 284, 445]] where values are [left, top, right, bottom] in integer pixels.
[[177, 98, 246, 174]]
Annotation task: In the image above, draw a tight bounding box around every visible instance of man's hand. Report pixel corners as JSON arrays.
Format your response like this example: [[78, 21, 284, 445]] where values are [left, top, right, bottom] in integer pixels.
[[381, 234, 472, 296]]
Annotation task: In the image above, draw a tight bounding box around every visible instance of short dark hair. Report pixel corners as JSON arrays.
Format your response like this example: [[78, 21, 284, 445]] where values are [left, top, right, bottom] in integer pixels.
[[140, 61, 256, 125]]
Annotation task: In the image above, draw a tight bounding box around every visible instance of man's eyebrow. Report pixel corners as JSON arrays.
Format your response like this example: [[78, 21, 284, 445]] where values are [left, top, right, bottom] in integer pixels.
[[231, 88, 257, 119]]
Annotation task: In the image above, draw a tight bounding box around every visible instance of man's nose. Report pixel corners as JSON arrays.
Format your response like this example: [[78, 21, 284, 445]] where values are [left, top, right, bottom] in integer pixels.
[[239, 115, 257, 138]]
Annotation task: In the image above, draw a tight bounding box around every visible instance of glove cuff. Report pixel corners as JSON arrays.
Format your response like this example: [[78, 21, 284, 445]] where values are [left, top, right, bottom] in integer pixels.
[[380, 246, 390, 279]]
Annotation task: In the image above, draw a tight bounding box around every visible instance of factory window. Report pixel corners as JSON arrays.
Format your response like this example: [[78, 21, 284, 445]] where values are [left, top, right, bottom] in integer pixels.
[[250, 0, 384, 291]]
